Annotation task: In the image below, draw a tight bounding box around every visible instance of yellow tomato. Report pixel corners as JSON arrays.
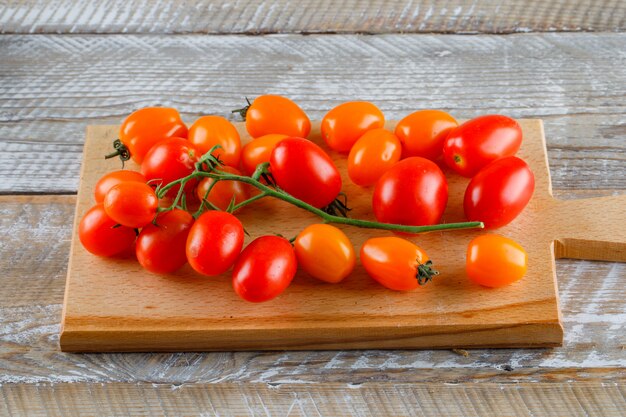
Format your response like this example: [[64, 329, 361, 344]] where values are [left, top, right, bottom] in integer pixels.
[[347, 128, 401, 186], [466, 234, 527, 288]]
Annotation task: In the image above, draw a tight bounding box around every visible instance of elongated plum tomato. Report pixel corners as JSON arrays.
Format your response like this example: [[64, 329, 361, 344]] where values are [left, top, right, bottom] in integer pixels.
[[395, 110, 458, 160], [466, 234, 527, 287], [443, 114, 522, 177], [79, 204, 136, 257], [195, 166, 249, 211], [103, 182, 158, 228], [373, 157, 448, 227], [119, 107, 188, 164], [186, 211, 244, 276], [321, 101, 385, 152], [241, 134, 288, 176], [464, 156, 534, 229], [94, 170, 146, 203], [294, 224, 355, 283], [136, 209, 194, 274], [242, 95, 311, 139], [188, 116, 241, 167], [348, 128, 401, 187], [232, 235, 297, 302], [269, 137, 342, 208], [141, 137, 200, 197], [360, 237, 437, 291]]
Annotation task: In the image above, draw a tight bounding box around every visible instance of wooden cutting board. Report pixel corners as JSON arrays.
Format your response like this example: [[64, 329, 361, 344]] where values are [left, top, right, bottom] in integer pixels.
[[60, 120, 626, 352]]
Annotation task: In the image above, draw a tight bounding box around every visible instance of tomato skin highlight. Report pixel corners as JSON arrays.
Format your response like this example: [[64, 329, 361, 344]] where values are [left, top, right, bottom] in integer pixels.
[[79, 204, 136, 257], [443, 114, 522, 177], [103, 182, 158, 228], [395, 110, 458, 161], [186, 211, 244, 276], [241, 134, 288, 176], [373, 157, 448, 227], [464, 156, 535, 229], [270, 137, 342, 208], [188, 116, 242, 167], [136, 209, 194, 274], [195, 166, 249, 211], [119, 107, 188, 164], [360, 237, 433, 291], [141, 137, 200, 198], [466, 234, 527, 287], [94, 170, 146, 203], [245, 95, 311, 139], [294, 224, 356, 283], [347, 128, 402, 187], [321, 101, 385, 152], [232, 235, 297, 302]]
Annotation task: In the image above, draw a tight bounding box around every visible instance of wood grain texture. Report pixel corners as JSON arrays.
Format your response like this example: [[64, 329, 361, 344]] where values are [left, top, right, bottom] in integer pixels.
[[0, 0, 624, 34], [1, 33, 625, 193], [0, 193, 624, 384], [1, 382, 625, 417]]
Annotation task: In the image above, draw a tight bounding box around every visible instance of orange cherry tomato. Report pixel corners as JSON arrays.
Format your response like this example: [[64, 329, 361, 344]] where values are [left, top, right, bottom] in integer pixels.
[[103, 182, 158, 228], [119, 107, 188, 164], [241, 134, 288, 176], [321, 101, 385, 152], [395, 110, 458, 160], [195, 166, 249, 211], [94, 170, 146, 203], [466, 234, 527, 288], [360, 237, 436, 291], [347, 128, 401, 187], [241, 95, 311, 139], [188, 116, 241, 167], [294, 224, 356, 283]]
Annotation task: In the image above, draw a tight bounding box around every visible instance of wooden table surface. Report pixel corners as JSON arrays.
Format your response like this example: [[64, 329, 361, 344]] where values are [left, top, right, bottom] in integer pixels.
[[1, 1, 625, 416]]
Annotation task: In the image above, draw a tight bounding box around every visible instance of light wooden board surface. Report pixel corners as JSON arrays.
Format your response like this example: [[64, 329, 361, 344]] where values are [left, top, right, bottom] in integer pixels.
[[60, 119, 610, 352], [0, 33, 625, 193], [2, 382, 625, 417], [0, 0, 624, 34], [1, 22, 625, 416]]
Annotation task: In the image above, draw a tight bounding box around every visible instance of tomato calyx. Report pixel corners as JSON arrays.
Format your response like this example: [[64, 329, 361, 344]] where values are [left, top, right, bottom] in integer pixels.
[[416, 259, 439, 285], [231, 97, 252, 121], [322, 193, 351, 218], [105, 139, 131, 167]]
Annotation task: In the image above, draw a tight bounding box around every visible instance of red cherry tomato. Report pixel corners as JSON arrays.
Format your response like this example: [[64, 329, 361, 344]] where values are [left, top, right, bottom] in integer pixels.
[[443, 115, 522, 177], [94, 170, 146, 203], [395, 110, 458, 160], [347, 128, 401, 187], [195, 166, 249, 211], [466, 234, 528, 288], [360, 237, 437, 291], [141, 137, 200, 198], [464, 156, 535, 229], [270, 137, 342, 208], [136, 209, 194, 274], [321, 101, 385, 152], [79, 204, 136, 257], [232, 235, 297, 302], [103, 182, 158, 228], [373, 157, 448, 227], [186, 211, 244, 276], [242, 95, 311, 139], [119, 107, 188, 163], [188, 116, 242, 167], [241, 134, 288, 176]]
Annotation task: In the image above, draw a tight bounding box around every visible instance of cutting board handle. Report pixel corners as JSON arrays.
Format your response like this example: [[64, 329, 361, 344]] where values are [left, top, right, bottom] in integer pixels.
[[549, 194, 626, 262]]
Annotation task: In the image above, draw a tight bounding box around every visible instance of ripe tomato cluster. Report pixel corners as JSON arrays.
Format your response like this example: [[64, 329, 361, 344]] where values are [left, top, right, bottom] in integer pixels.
[[80, 96, 535, 303]]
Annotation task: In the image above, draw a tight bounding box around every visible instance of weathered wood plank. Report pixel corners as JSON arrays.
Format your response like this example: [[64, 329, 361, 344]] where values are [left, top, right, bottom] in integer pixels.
[[0, 0, 624, 34], [1, 33, 625, 193], [2, 382, 625, 417], [0, 193, 624, 383]]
